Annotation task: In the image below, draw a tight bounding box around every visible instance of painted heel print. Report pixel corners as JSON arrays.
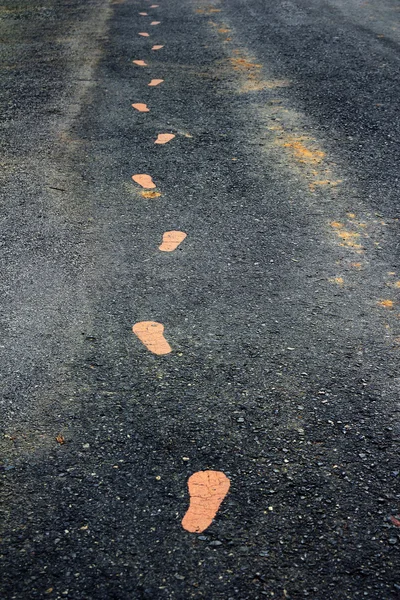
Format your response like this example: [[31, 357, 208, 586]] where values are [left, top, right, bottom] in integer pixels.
[[181, 470, 230, 533], [159, 231, 187, 252], [132, 321, 172, 355]]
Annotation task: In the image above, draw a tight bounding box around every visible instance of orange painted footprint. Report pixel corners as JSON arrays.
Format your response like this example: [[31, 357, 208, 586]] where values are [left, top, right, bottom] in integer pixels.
[[159, 231, 186, 252], [132, 103, 150, 112], [133, 59, 148, 66], [148, 79, 163, 86], [155, 133, 175, 144], [138, 32, 150, 37], [152, 45, 164, 50], [132, 174, 156, 188], [132, 321, 172, 355], [181, 471, 230, 533]]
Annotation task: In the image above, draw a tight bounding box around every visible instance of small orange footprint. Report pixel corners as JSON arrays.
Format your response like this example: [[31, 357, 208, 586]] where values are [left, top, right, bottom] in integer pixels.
[[155, 133, 175, 144], [139, 32, 150, 37], [132, 321, 172, 355], [159, 231, 187, 251], [139, 11, 148, 14], [182, 471, 230, 533], [152, 44, 164, 50], [148, 79, 164, 86], [132, 103, 150, 112], [132, 60, 148, 66], [150, 21, 160, 25], [132, 174, 156, 188]]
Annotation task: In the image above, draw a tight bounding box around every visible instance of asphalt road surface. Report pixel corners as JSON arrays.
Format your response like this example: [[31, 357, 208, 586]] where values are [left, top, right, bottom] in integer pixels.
[[1, 0, 400, 597]]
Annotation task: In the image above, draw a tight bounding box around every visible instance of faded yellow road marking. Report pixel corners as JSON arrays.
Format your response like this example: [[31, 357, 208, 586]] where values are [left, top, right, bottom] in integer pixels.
[[159, 231, 187, 251], [132, 174, 156, 188], [196, 6, 221, 14], [181, 471, 230, 533], [148, 78, 163, 86], [155, 133, 175, 144], [132, 103, 150, 112], [329, 276, 344, 287], [132, 321, 172, 355], [133, 59, 148, 66], [378, 300, 394, 309], [139, 32, 150, 37], [141, 190, 161, 198], [152, 44, 164, 50]]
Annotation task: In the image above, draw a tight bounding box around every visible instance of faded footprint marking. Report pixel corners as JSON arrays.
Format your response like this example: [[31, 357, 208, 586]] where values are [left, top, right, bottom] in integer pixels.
[[132, 321, 172, 355], [155, 133, 175, 144], [151, 20, 160, 25], [159, 231, 187, 252], [182, 471, 230, 533], [152, 44, 164, 50], [139, 32, 150, 37], [133, 59, 148, 66], [132, 174, 156, 188], [148, 79, 164, 86]]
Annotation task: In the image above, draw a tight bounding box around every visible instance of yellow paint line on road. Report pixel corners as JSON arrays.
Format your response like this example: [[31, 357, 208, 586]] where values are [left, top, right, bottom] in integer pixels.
[[182, 471, 230, 534], [155, 133, 175, 144], [132, 174, 156, 188], [132, 103, 150, 112], [132, 321, 172, 355], [159, 231, 187, 251]]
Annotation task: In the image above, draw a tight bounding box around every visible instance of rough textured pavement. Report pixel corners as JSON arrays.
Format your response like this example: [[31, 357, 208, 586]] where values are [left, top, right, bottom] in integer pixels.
[[0, 0, 400, 597]]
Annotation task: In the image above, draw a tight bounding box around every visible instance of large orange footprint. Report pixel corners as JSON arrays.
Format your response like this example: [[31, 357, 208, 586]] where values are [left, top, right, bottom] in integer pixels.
[[182, 470, 230, 533], [132, 321, 171, 355]]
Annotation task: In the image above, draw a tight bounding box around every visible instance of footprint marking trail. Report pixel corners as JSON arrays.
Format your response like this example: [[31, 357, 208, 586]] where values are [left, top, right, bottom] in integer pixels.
[[152, 44, 164, 50], [148, 79, 164, 86], [139, 32, 150, 37], [133, 60, 148, 66], [155, 133, 175, 144], [182, 471, 230, 533], [132, 321, 172, 355], [159, 231, 187, 252], [132, 103, 150, 112], [132, 174, 156, 188], [139, 11, 148, 15], [151, 21, 161, 25]]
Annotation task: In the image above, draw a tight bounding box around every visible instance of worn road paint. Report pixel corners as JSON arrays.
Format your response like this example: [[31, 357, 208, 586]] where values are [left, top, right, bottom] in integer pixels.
[[139, 32, 150, 37], [150, 4, 159, 6], [329, 276, 344, 286], [132, 321, 172, 355], [132, 174, 156, 188], [141, 190, 161, 198], [148, 79, 164, 86], [378, 300, 394, 309], [150, 21, 161, 25], [159, 231, 187, 252], [152, 44, 164, 50], [133, 60, 148, 66], [139, 11, 148, 15], [132, 103, 150, 112], [155, 133, 175, 144], [181, 471, 230, 534]]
